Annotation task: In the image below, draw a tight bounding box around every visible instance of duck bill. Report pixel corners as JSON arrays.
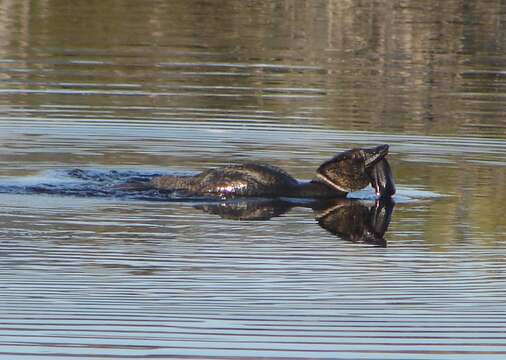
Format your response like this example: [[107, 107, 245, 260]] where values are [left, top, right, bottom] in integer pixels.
[[363, 144, 389, 168], [369, 158, 396, 198]]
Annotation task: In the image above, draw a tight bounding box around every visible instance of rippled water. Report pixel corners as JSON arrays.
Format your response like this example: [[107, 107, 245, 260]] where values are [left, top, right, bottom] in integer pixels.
[[1, 1, 506, 359]]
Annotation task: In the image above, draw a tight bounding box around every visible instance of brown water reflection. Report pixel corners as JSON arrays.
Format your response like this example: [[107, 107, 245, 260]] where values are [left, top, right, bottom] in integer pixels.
[[1, 0, 506, 359], [1, 0, 506, 137]]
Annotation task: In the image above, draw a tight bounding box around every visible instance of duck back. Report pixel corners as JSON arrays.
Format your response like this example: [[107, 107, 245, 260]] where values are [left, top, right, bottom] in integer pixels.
[[151, 163, 299, 198]]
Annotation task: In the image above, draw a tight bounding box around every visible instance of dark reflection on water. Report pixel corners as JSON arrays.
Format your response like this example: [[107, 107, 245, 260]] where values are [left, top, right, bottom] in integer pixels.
[[132, 196, 394, 246], [1, 0, 506, 359], [192, 198, 394, 247]]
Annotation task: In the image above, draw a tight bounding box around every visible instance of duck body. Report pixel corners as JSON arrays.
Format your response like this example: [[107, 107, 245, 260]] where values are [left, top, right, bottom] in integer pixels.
[[148, 145, 396, 199], [151, 163, 344, 198]]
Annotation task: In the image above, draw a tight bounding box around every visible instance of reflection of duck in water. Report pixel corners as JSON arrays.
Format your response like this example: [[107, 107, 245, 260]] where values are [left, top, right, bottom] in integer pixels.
[[196, 198, 395, 247], [148, 145, 396, 199], [314, 199, 394, 247]]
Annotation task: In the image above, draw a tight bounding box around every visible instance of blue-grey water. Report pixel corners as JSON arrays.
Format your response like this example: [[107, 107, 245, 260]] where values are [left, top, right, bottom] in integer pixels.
[[0, 1, 506, 359]]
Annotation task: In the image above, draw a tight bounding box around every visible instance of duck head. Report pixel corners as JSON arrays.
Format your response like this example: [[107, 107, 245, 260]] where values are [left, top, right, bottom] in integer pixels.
[[315, 144, 396, 198]]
